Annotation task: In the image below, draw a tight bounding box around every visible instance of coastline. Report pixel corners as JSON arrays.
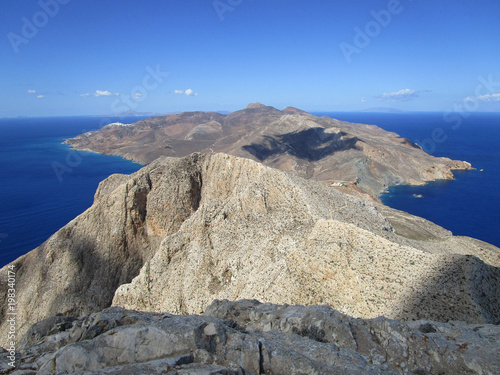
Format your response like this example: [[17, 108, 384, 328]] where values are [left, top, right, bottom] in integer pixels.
[[0, 116, 145, 267], [67, 140, 473, 201], [63, 140, 146, 167], [381, 167, 500, 247]]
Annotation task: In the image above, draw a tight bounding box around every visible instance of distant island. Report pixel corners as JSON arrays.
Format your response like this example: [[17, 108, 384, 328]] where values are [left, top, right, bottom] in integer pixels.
[[69, 103, 471, 198]]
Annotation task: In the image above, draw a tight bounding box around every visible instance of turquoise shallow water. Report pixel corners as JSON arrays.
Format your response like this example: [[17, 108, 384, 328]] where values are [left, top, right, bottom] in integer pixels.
[[314, 112, 500, 247], [0, 116, 145, 267]]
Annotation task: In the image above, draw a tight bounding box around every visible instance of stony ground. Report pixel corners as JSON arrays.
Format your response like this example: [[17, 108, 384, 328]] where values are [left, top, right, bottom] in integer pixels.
[[1, 300, 498, 374]]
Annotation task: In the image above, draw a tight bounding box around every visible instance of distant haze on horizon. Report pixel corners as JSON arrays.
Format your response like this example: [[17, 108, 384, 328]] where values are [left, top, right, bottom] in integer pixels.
[[1, 0, 499, 117]]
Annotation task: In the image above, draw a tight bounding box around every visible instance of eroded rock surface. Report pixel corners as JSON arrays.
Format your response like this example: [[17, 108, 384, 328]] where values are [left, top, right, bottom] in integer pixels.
[[0, 153, 498, 348], [1, 301, 498, 374]]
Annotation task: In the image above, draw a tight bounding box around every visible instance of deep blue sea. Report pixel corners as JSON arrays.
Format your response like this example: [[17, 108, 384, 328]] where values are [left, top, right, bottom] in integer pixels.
[[0, 116, 146, 267], [0, 113, 499, 268], [315, 112, 500, 248]]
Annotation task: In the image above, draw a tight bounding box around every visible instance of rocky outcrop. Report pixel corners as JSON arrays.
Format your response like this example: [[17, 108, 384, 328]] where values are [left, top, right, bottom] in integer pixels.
[[2, 300, 498, 374], [0, 153, 497, 349], [0, 155, 206, 347], [66, 103, 472, 197]]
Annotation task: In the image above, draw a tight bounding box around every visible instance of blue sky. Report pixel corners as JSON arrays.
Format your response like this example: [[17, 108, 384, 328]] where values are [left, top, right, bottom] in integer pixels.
[[1, 0, 499, 116]]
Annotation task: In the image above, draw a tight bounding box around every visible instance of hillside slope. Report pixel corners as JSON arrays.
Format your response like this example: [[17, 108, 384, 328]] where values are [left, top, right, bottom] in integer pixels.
[[0, 153, 497, 347], [67, 104, 472, 197]]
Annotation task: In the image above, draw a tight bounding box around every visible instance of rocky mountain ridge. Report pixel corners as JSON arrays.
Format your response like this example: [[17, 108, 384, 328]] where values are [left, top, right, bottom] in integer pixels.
[[66, 103, 472, 197], [0, 153, 498, 356]]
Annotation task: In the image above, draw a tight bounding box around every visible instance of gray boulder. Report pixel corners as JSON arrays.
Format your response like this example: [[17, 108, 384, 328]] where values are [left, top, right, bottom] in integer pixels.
[[1, 300, 498, 375]]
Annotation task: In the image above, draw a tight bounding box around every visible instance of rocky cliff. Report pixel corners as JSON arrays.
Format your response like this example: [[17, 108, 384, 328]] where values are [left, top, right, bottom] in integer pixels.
[[1, 153, 498, 352], [1, 300, 498, 374], [66, 103, 472, 197]]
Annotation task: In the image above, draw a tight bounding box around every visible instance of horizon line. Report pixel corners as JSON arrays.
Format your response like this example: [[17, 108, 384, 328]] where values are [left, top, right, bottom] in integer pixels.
[[2, 109, 500, 119]]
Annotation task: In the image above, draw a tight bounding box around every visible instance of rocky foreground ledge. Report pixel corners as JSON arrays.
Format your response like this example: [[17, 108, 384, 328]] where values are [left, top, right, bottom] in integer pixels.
[[1, 300, 498, 375]]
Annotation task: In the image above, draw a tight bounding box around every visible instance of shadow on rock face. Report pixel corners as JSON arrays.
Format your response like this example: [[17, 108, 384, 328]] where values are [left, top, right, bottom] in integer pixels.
[[243, 127, 360, 162], [390, 254, 500, 324], [11, 300, 499, 375]]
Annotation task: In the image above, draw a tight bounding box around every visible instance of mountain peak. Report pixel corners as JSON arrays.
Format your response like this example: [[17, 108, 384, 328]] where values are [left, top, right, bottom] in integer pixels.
[[245, 102, 267, 109]]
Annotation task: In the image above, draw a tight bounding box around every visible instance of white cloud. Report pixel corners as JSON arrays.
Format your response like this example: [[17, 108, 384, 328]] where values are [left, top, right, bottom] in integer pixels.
[[174, 89, 198, 96], [81, 90, 119, 97], [94, 90, 114, 97], [37, 95, 45, 99], [476, 93, 500, 102], [27, 89, 36, 94], [377, 88, 419, 102]]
